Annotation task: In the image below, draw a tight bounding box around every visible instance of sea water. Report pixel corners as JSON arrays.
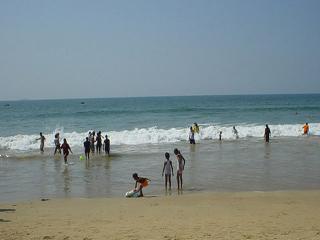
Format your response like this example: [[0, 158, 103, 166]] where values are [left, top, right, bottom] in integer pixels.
[[0, 94, 320, 202]]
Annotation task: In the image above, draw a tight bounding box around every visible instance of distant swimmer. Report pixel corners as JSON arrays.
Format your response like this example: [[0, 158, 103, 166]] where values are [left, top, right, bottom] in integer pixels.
[[264, 124, 271, 143], [174, 148, 186, 190], [84, 137, 91, 160], [36, 132, 46, 152], [132, 173, 150, 197], [189, 127, 195, 144], [162, 152, 174, 190], [219, 131, 222, 141], [104, 135, 110, 156], [303, 123, 309, 135], [61, 138, 73, 164], [54, 133, 61, 155], [233, 126, 239, 139], [96, 131, 103, 154]]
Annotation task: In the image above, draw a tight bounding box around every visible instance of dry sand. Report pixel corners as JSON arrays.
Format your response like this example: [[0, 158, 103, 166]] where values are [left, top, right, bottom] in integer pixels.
[[1, 191, 320, 240]]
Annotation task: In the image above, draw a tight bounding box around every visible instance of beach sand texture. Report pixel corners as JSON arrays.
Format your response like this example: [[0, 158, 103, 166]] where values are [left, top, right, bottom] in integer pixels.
[[1, 191, 320, 240]]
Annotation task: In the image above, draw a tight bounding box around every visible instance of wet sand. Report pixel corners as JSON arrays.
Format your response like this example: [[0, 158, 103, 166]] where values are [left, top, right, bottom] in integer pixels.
[[1, 191, 320, 240]]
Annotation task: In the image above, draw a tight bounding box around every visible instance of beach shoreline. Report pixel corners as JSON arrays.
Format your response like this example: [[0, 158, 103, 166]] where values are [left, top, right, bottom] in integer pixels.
[[1, 190, 320, 240]]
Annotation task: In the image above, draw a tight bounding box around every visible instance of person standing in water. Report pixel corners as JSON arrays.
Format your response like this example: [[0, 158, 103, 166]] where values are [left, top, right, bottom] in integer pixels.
[[54, 133, 61, 155], [303, 123, 309, 135], [264, 125, 271, 143], [233, 126, 239, 139], [36, 132, 46, 152], [219, 131, 222, 141], [189, 127, 195, 144], [162, 152, 174, 190], [89, 131, 95, 153], [104, 135, 110, 156], [96, 131, 103, 154], [61, 138, 73, 164], [84, 137, 91, 160], [174, 148, 185, 190]]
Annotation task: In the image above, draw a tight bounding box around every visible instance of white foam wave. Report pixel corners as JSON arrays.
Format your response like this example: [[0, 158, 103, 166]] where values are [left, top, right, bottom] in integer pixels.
[[0, 123, 319, 151]]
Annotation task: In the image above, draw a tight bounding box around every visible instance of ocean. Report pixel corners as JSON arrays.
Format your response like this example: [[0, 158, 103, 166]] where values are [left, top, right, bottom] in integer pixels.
[[0, 94, 320, 202]]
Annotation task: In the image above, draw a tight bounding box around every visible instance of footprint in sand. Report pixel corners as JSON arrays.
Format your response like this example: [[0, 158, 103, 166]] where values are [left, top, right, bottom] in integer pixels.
[[43, 236, 54, 240]]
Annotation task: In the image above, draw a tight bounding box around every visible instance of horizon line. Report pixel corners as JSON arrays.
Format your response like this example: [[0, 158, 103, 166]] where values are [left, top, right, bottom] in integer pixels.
[[1, 92, 320, 102]]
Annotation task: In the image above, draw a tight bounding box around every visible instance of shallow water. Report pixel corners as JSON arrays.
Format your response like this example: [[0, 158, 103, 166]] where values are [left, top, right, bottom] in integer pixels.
[[1, 95, 319, 202], [0, 136, 319, 202]]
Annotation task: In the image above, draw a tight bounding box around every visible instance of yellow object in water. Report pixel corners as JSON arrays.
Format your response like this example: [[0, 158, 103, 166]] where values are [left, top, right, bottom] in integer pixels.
[[192, 124, 200, 133]]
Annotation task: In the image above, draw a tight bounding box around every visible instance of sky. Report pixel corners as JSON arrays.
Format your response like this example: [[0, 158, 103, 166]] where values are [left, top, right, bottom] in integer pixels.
[[0, 0, 320, 100]]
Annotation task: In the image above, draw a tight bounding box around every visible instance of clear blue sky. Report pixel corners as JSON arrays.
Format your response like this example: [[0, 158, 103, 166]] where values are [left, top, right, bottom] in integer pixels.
[[1, 0, 320, 100]]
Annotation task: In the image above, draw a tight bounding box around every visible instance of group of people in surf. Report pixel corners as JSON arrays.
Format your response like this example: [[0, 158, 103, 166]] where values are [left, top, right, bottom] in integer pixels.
[[264, 122, 309, 143], [188, 122, 239, 144], [188, 122, 310, 144], [35, 122, 311, 197], [36, 121, 310, 166], [83, 131, 110, 160], [36, 130, 110, 164]]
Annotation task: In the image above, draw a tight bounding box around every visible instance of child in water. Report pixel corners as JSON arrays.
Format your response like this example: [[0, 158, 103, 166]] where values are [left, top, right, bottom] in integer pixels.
[[61, 138, 73, 164], [132, 173, 150, 197], [84, 137, 90, 160], [54, 133, 61, 155], [36, 132, 46, 152], [189, 127, 195, 144], [174, 148, 185, 190], [104, 135, 110, 156], [95, 131, 103, 154], [162, 152, 174, 190], [233, 126, 239, 139], [303, 123, 309, 135]]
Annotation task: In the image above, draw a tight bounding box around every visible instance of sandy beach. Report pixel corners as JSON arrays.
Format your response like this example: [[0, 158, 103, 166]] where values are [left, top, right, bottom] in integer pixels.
[[1, 191, 320, 240]]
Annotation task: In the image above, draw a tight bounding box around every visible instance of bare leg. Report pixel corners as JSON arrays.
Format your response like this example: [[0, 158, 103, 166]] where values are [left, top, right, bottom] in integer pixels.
[[64, 152, 69, 164], [165, 175, 168, 189]]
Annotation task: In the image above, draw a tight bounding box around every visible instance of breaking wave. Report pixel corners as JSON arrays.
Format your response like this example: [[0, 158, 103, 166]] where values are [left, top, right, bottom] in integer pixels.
[[0, 123, 319, 151]]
